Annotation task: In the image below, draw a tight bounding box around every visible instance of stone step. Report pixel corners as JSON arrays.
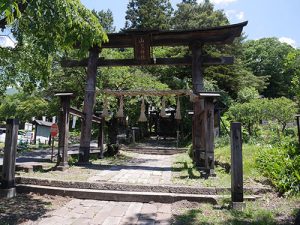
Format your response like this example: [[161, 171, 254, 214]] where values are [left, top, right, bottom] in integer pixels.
[[122, 147, 187, 155], [16, 177, 272, 195], [17, 184, 261, 204], [0, 164, 46, 173]]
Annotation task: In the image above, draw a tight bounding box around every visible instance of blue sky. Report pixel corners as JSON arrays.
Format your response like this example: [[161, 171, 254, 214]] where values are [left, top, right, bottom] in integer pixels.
[[81, 0, 300, 48]]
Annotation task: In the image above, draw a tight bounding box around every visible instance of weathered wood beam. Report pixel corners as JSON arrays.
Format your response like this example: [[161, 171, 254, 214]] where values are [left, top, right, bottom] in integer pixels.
[[230, 122, 244, 208], [69, 107, 102, 124], [61, 56, 234, 68], [1, 119, 19, 198], [56, 93, 72, 169], [78, 48, 100, 164], [102, 21, 248, 48]]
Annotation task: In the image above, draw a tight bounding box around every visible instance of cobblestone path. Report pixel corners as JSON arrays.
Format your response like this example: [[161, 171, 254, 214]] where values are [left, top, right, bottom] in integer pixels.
[[88, 153, 173, 185], [27, 199, 172, 225]]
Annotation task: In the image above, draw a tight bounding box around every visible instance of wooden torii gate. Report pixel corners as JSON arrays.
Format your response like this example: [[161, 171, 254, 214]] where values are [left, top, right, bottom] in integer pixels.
[[62, 21, 247, 175]]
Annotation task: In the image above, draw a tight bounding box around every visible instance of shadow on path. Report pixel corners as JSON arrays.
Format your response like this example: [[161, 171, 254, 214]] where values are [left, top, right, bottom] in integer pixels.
[[0, 193, 64, 225]]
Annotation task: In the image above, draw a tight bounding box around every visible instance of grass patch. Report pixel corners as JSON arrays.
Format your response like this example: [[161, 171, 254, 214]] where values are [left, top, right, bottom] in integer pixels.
[[92, 151, 136, 165], [172, 153, 231, 187], [173, 193, 300, 225], [172, 143, 266, 187]]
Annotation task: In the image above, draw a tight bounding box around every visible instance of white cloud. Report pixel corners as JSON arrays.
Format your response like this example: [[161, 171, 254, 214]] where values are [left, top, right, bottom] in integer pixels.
[[279, 37, 296, 48], [225, 10, 245, 22], [236, 11, 245, 21], [198, 0, 237, 5]]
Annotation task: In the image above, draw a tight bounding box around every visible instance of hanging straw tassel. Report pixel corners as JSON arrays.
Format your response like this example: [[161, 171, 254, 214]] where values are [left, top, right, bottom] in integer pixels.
[[72, 115, 77, 128], [116, 96, 124, 118], [102, 97, 109, 117], [160, 97, 167, 117], [175, 96, 182, 120], [138, 97, 147, 122]]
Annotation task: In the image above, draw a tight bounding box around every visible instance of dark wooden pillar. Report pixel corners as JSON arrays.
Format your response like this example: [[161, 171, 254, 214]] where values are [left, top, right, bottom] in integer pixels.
[[230, 122, 245, 209], [1, 119, 19, 198], [98, 121, 104, 159], [56, 93, 72, 169], [296, 115, 300, 149], [191, 44, 205, 168], [191, 44, 204, 92], [79, 48, 100, 163], [206, 98, 215, 174]]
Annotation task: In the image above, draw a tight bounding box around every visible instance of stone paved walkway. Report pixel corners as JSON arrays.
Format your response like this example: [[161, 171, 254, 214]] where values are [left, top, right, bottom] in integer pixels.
[[27, 199, 172, 225], [88, 154, 173, 185]]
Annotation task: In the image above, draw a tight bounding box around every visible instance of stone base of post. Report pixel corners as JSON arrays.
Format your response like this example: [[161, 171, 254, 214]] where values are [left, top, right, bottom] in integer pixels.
[[56, 162, 69, 171], [231, 202, 246, 211], [0, 188, 16, 199]]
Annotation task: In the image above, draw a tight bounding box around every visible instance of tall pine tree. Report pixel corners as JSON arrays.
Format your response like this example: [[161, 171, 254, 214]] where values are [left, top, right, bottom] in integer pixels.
[[125, 0, 173, 30], [173, 0, 229, 29]]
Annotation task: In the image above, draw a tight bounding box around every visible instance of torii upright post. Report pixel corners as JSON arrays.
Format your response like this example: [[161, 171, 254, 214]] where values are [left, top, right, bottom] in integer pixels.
[[78, 48, 100, 164], [191, 44, 206, 167]]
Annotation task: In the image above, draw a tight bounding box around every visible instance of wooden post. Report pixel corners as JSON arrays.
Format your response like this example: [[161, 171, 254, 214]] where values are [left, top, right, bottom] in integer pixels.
[[191, 44, 204, 92], [98, 120, 104, 159], [79, 48, 100, 163], [191, 44, 205, 168], [0, 119, 19, 198], [296, 115, 300, 149], [206, 98, 215, 175], [230, 122, 245, 210], [56, 93, 72, 169]]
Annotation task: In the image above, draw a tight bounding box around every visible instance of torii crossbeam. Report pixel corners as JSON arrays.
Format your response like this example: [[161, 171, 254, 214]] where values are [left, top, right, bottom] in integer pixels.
[[62, 21, 247, 175]]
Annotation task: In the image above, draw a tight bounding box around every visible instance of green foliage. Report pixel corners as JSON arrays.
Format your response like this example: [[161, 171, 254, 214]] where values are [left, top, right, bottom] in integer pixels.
[[227, 97, 297, 137], [265, 97, 297, 132], [242, 38, 295, 98], [92, 9, 115, 33], [237, 87, 260, 103], [4, 0, 108, 53], [125, 0, 173, 29], [172, 0, 229, 29], [285, 49, 300, 103], [0, 0, 108, 94], [0, 93, 49, 122], [227, 99, 264, 136], [256, 138, 300, 195]]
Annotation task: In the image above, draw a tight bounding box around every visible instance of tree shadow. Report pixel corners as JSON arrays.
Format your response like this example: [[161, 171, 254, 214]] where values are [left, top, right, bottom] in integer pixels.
[[172, 206, 298, 225], [0, 193, 55, 225], [173, 161, 201, 180]]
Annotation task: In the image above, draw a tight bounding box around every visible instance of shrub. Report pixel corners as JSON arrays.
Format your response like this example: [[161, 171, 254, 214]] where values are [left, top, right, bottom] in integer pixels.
[[255, 138, 300, 195]]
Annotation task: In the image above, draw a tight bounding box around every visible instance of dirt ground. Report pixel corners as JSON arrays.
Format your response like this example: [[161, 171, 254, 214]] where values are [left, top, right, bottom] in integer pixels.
[[0, 193, 70, 225]]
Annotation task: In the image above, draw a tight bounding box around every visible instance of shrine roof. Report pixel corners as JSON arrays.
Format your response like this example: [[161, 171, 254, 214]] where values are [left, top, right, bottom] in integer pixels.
[[102, 21, 248, 48]]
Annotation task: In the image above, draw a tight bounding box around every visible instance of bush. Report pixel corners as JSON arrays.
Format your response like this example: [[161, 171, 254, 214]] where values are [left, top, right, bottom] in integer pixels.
[[255, 138, 300, 195], [105, 144, 120, 157], [227, 97, 298, 139]]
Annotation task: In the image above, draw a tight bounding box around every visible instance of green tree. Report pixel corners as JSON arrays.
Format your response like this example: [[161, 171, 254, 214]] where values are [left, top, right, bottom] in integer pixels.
[[93, 9, 115, 33], [172, 0, 229, 29], [125, 0, 173, 29], [265, 97, 297, 133], [227, 99, 264, 136], [284, 49, 300, 103], [237, 87, 260, 103], [0, 93, 49, 122], [242, 38, 294, 98], [0, 0, 108, 94]]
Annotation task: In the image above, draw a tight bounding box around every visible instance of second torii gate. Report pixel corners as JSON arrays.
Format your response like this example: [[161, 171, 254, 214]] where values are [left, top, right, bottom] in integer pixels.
[[62, 21, 247, 175]]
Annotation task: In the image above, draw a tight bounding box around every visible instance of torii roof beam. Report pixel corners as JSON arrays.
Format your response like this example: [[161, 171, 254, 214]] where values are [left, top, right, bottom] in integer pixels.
[[62, 21, 247, 68], [102, 21, 248, 48]]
